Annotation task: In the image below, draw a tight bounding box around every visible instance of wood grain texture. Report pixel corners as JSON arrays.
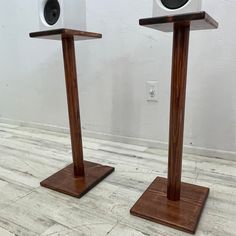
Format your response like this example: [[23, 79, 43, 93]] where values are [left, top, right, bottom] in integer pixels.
[[139, 11, 218, 32], [40, 161, 114, 198], [131, 12, 219, 234], [62, 35, 84, 177], [167, 22, 190, 201], [0, 122, 235, 236], [30, 29, 114, 197], [29, 28, 102, 41], [130, 177, 209, 234]]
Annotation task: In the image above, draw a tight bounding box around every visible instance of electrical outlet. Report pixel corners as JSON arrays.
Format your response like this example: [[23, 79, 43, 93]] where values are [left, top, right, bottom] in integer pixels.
[[146, 81, 158, 102]]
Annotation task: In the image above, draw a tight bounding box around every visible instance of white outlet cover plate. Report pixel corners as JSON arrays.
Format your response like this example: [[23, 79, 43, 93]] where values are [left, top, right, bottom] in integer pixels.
[[146, 81, 158, 102]]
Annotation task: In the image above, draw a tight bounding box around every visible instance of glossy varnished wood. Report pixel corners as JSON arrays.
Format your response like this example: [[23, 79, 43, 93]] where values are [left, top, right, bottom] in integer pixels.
[[131, 13, 218, 234], [30, 29, 114, 197], [130, 177, 209, 234], [40, 161, 114, 198], [139, 11, 218, 32], [62, 36, 84, 176], [30, 28, 102, 41], [167, 22, 190, 201]]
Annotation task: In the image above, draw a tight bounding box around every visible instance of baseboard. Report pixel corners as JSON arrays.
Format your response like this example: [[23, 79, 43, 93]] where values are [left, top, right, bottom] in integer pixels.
[[0, 117, 70, 134], [84, 130, 236, 161], [0, 117, 235, 161]]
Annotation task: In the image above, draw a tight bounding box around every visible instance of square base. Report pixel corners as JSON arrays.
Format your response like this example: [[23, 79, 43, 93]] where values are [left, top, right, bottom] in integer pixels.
[[130, 177, 209, 234], [40, 161, 114, 198]]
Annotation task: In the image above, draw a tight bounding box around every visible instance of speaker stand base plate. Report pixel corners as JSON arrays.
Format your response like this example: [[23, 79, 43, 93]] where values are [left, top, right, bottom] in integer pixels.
[[40, 161, 114, 198], [130, 177, 209, 234]]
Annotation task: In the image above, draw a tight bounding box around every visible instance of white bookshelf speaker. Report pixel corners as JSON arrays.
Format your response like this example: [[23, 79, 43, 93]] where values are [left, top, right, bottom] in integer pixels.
[[153, 0, 202, 17], [38, 0, 86, 30]]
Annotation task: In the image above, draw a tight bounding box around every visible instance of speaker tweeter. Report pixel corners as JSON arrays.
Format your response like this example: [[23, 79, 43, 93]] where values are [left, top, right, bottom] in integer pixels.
[[44, 0, 61, 26], [153, 0, 202, 17], [38, 0, 86, 31]]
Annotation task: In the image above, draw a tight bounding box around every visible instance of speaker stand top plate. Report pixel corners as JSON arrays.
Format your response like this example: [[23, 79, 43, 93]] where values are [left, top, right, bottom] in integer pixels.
[[139, 11, 218, 32], [30, 28, 102, 41]]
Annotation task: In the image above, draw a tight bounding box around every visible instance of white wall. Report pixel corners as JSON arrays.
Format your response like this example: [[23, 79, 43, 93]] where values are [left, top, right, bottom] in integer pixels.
[[0, 0, 235, 154]]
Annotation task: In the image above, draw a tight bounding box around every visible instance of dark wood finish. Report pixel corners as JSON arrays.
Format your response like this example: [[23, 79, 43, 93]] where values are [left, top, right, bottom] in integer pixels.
[[41, 161, 114, 198], [130, 177, 209, 234], [30, 29, 114, 197], [62, 35, 84, 177], [167, 22, 190, 201], [139, 12, 218, 32], [131, 13, 218, 233], [30, 28, 102, 41]]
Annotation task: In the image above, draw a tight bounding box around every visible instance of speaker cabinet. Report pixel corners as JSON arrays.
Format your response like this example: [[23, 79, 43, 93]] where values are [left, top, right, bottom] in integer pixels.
[[38, 0, 86, 30], [153, 0, 202, 17]]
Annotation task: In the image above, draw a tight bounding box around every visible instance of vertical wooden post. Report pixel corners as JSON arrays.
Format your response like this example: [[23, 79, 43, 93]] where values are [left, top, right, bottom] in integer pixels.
[[61, 35, 85, 177], [167, 22, 190, 201]]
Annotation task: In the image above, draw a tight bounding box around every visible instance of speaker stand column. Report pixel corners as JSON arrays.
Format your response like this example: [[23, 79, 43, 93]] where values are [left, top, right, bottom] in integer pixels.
[[62, 35, 85, 177], [167, 22, 190, 201], [30, 29, 114, 198], [130, 12, 218, 234]]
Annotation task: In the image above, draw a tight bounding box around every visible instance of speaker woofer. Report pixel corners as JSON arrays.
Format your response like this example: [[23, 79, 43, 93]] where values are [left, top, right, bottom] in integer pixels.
[[44, 0, 60, 26], [161, 0, 189, 10]]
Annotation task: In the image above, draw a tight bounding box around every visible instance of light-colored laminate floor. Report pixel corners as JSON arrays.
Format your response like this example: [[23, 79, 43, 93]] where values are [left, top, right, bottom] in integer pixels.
[[0, 122, 235, 236]]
